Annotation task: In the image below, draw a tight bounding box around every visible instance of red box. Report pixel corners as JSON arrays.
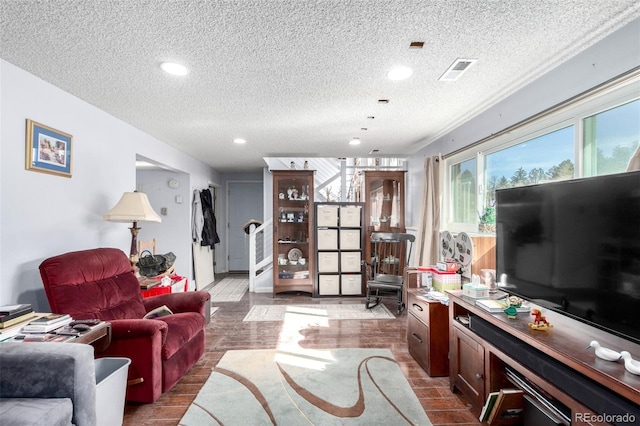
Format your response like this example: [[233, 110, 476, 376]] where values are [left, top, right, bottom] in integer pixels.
[[169, 275, 188, 292], [140, 286, 171, 298]]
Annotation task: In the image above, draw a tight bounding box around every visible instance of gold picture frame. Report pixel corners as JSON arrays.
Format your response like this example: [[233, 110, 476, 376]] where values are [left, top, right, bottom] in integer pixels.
[[25, 119, 73, 178]]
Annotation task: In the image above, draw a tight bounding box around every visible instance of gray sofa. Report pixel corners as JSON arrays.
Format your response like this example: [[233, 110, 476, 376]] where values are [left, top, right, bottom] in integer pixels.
[[0, 342, 96, 426]]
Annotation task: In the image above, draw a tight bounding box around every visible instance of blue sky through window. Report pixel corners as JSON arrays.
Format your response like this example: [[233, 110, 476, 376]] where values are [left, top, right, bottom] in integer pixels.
[[486, 126, 574, 181]]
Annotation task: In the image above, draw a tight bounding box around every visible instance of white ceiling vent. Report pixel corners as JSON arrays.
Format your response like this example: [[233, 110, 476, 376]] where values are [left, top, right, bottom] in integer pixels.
[[439, 58, 477, 81]]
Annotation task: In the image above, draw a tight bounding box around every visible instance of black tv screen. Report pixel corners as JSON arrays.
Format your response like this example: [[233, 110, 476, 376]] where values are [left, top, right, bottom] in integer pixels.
[[496, 171, 640, 345]]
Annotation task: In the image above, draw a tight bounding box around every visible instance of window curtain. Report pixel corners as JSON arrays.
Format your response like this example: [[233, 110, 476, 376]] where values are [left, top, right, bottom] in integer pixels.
[[415, 155, 441, 266]]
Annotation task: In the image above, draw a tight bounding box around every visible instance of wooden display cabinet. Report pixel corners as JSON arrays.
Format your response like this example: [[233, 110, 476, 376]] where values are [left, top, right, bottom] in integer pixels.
[[272, 170, 315, 296], [360, 170, 406, 276]]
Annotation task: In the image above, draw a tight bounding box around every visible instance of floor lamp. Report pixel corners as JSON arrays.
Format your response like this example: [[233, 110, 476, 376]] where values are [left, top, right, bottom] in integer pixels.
[[103, 191, 162, 265]]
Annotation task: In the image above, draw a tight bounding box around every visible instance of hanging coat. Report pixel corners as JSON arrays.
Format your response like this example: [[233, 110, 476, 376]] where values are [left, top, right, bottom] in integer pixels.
[[200, 188, 220, 247], [192, 189, 204, 243]]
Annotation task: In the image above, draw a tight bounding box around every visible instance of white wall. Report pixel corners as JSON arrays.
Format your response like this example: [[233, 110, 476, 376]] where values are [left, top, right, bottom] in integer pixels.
[[136, 168, 191, 280], [0, 60, 220, 309], [406, 17, 640, 227]]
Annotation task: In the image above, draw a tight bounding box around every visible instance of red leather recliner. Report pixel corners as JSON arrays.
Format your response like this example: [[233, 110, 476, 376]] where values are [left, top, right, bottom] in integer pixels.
[[39, 247, 210, 403]]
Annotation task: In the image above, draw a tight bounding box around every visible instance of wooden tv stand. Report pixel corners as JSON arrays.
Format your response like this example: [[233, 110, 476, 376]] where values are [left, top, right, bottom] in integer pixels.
[[447, 290, 640, 425]]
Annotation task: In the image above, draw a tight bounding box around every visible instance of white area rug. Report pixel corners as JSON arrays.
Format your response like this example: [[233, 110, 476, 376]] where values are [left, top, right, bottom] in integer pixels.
[[243, 303, 395, 322], [179, 348, 431, 425], [208, 278, 249, 302]]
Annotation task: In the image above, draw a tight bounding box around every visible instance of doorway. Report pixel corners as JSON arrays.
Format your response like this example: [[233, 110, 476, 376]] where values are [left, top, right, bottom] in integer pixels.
[[227, 181, 263, 272]]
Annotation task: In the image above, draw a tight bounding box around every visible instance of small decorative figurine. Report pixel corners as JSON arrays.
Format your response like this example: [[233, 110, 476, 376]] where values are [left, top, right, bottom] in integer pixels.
[[503, 295, 524, 319], [619, 351, 640, 375], [503, 305, 519, 319], [587, 341, 621, 361], [304, 160, 309, 169], [528, 308, 553, 330]]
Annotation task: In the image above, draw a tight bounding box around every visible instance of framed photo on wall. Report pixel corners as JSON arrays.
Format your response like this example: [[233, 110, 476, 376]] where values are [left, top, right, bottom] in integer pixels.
[[25, 119, 73, 178]]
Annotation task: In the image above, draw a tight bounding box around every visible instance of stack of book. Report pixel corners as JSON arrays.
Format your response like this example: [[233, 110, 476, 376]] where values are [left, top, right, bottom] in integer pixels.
[[0, 304, 35, 329], [479, 388, 524, 425], [293, 270, 309, 279], [475, 299, 530, 313], [21, 313, 73, 334]]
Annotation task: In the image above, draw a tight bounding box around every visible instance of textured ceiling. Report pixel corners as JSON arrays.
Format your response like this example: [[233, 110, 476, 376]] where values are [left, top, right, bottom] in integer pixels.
[[2, 1, 640, 172]]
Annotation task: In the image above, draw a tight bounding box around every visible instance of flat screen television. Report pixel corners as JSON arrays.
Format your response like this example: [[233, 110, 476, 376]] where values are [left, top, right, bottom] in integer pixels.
[[496, 171, 640, 345]]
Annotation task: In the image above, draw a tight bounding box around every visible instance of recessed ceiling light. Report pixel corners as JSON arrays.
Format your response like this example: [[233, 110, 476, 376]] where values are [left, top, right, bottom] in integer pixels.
[[387, 65, 413, 81], [160, 62, 189, 76], [233, 138, 246, 144], [349, 138, 361, 145]]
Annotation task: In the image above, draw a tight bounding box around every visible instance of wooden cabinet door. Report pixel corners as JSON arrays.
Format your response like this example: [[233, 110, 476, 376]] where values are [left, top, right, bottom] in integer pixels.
[[450, 325, 485, 410]]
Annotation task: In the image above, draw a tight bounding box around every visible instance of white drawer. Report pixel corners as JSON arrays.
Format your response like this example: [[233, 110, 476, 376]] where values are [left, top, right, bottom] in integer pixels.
[[340, 229, 360, 249], [340, 252, 362, 273], [318, 252, 339, 272], [317, 205, 338, 227], [319, 275, 340, 295], [339, 206, 361, 227], [341, 274, 362, 295], [317, 229, 338, 250]]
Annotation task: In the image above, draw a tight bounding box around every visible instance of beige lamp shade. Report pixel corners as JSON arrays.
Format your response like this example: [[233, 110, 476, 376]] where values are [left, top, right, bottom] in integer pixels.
[[103, 192, 162, 223]]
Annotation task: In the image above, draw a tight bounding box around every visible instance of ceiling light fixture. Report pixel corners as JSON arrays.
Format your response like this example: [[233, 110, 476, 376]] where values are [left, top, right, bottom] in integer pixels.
[[233, 138, 246, 144], [387, 65, 413, 81], [349, 138, 361, 145], [160, 61, 189, 76]]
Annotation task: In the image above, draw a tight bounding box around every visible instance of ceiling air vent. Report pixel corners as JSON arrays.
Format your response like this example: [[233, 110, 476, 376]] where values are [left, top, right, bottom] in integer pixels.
[[439, 58, 477, 81]]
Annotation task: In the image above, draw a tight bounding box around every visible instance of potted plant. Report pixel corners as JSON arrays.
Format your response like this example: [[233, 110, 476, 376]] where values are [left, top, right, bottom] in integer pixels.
[[478, 203, 496, 234]]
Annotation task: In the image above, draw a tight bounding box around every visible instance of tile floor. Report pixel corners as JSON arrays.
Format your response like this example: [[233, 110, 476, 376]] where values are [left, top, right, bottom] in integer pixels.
[[123, 276, 481, 425]]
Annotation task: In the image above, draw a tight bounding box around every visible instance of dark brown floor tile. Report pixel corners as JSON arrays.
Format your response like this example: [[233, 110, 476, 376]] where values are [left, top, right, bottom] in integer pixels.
[[425, 408, 480, 424]]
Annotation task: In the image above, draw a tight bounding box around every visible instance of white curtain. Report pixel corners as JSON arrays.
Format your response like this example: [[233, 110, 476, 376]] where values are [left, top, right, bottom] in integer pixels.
[[416, 155, 441, 266]]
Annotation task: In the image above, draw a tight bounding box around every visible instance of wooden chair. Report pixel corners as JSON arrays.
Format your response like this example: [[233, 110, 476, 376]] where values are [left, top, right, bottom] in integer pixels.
[[138, 238, 157, 255], [364, 232, 415, 314]]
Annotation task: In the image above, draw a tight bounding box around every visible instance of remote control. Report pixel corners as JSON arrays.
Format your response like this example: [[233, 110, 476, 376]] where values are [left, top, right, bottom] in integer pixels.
[[69, 319, 100, 326]]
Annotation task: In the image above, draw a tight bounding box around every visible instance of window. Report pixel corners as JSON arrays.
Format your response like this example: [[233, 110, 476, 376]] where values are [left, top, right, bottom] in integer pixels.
[[485, 126, 574, 197], [449, 158, 476, 229], [442, 72, 639, 235], [583, 99, 640, 177], [480, 126, 574, 233]]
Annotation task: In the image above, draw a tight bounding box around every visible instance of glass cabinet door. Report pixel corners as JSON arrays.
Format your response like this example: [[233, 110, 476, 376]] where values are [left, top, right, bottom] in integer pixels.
[[272, 170, 315, 296], [364, 171, 406, 234], [362, 171, 406, 277]]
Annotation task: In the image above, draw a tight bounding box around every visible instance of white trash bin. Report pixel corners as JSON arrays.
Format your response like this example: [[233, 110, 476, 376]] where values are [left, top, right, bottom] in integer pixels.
[[95, 357, 131, 426]]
